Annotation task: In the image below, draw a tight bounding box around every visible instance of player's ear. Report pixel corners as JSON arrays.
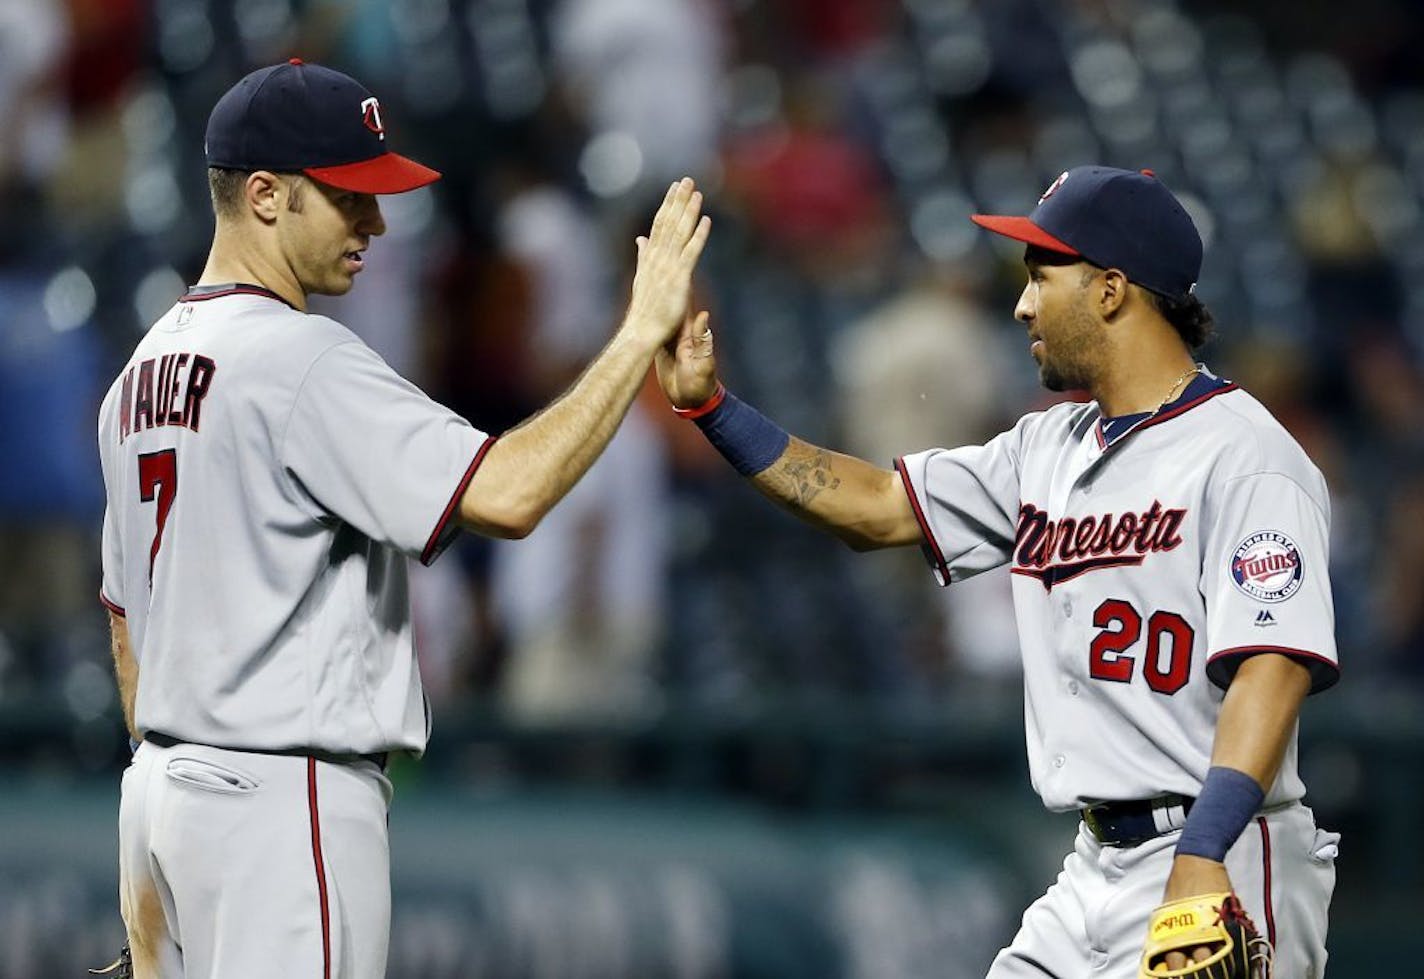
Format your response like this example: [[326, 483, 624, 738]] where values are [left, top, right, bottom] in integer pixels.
[[1097, 267, 1129, 318], [245, 171, 284, 223]]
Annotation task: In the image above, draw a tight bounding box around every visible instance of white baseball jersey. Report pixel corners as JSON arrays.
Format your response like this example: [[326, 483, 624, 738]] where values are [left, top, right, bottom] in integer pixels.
[[896, 372, 1340, 812], [98, 284, 491, 755]]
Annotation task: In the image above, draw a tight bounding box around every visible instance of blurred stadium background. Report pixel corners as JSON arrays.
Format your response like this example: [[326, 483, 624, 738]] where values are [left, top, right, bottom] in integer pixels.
[[2, 0, 1422, 975]]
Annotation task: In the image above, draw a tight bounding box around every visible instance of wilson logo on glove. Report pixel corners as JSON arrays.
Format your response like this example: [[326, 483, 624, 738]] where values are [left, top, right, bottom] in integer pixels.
[[1140, 892, 1272, 979]]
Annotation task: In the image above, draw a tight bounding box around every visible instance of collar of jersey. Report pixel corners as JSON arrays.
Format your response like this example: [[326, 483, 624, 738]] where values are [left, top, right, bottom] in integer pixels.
[[181, 282, 297, 309], [1094, 371, 1237, 450]]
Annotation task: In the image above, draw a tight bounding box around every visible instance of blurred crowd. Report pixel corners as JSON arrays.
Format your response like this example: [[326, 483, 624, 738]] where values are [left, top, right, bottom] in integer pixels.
[[3, 0, 1423, 755]]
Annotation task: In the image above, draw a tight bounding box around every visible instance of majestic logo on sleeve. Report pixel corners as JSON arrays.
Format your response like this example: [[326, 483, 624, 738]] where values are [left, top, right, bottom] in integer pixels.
[[1013, 501, 1187, 591], [1230, 530, 1303, 603]]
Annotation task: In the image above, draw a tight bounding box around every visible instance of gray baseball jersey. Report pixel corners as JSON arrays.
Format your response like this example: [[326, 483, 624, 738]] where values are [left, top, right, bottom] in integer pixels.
[[896, 373, 1340, 812], [98, 285, 491, 755]]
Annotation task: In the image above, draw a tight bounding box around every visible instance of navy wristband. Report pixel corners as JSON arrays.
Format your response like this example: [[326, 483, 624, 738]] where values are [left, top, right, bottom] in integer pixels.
[[1176, 766, 1265, 862], [694, 390, 791, 476]]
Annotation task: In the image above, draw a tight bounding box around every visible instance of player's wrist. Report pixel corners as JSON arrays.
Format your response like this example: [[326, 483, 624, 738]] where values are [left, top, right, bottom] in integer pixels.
[[685, 386, 790, 476], [616, 313, 674, 356], [1175, 766, 1264, 863], [672, 382, 726, 418]]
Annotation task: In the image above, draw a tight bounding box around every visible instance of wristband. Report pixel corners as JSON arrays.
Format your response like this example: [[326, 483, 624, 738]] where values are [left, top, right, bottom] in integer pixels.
[[672, 383, 727, 420], [1175, 766, 1265, 862], [691, 388, 790, 476]]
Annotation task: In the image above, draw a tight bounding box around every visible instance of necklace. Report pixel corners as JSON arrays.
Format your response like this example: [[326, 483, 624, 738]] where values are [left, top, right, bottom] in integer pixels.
[[1153, 363, 1202, 414]]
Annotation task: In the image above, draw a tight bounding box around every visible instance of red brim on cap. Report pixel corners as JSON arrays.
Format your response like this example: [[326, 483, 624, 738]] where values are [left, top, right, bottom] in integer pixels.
[[305, 152, 442, 194], [970, 214, 1079, 256]]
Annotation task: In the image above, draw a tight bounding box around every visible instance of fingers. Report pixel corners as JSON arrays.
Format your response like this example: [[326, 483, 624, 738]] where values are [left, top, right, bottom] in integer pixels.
[[690, 310, 714, 358], [683, 214, 712, 264], [650, 178, 693, 244], [645, 178, 706, 252], [648, 180, 680, 242]]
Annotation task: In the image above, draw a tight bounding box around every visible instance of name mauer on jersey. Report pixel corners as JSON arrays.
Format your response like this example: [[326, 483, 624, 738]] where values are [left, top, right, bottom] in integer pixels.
[[1013, 500, 1187, 590], [117, 353, 217, 443]]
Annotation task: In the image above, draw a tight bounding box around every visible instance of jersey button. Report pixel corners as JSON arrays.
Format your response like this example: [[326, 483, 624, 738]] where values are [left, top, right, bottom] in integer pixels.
[[1063, 597, 1074, 619], [1053, 754, 1066, 768], [1067, 680, 1080, 696]]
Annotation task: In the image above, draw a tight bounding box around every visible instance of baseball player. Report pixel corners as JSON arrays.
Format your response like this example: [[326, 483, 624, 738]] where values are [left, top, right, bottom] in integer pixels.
[[657, 166, 1338, 977], [97, 60, 709, 977]]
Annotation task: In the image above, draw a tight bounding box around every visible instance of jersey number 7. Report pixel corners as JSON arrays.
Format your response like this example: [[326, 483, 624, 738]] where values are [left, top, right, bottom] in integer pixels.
[[138, 449, 178, 584]]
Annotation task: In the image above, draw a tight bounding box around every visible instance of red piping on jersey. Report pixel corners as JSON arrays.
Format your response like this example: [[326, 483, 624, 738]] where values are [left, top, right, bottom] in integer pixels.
[[1257, 816, 1277, 947], [1207, 645, 1340, 694], [420, 436, 498, 566], [99, 590, 126, 617], [1127, 383, 1239, 436], [307, 759, 332, 979], [895, 457, 950, 584], [1096, 382, 1240, 450]]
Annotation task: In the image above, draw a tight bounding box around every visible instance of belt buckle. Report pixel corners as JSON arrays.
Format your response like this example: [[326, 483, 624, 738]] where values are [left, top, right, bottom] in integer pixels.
[[1081, 805, 1108, 843]]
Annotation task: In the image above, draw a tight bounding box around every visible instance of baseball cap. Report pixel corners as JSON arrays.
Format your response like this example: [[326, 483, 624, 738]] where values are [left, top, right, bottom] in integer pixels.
[[972, 166, 1202, 300], [205, 58, 440, 194]]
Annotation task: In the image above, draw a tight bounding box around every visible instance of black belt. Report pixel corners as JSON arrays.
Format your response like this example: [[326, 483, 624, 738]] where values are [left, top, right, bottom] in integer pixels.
[[1081, 794, 1194, 847], [144, 731, 388, 772]]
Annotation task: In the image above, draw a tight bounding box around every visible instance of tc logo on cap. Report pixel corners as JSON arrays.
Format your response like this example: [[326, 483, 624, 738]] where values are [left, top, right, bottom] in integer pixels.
[[361, 97, 385, 140], [1038, 171, 1069, 204]]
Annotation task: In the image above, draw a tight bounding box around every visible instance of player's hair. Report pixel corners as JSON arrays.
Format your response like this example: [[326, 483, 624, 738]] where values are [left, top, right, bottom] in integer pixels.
[[207, 167, 308, 218], [1026, 246, 1215, 349], [1147, 290, 1215, 350], [208, 167, 250, 219]]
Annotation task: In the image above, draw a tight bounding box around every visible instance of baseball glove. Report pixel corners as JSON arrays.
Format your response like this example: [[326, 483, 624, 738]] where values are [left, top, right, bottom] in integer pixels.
[[1139, 892, 1272, 978], [88, 941, 133, 978]]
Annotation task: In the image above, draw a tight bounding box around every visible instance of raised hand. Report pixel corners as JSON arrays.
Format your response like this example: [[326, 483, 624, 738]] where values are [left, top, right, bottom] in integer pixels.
[[626, 178, 712, 349], [655, 304, 720, 410]]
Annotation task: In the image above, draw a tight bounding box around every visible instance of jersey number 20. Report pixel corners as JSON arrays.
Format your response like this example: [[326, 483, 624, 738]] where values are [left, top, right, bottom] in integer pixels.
[[1089, 598, 1194, 694], [138, 449, 177, 583]]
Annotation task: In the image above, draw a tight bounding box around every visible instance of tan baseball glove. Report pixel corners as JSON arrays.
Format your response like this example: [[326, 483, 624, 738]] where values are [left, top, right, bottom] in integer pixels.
[[1139, 892, 1272, 978]]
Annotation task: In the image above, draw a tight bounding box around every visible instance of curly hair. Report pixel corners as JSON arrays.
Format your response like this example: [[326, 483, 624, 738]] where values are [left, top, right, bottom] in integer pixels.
[[1147, 290, 1215, 350]]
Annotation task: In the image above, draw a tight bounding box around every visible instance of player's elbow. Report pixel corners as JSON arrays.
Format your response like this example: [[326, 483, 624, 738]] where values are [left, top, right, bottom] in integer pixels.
[[457, 488, 545, 540], [823, 520, 901, 552]]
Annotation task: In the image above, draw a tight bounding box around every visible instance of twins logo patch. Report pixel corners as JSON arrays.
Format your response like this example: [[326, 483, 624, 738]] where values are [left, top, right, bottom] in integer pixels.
[[1230, 531, 1303, 603]]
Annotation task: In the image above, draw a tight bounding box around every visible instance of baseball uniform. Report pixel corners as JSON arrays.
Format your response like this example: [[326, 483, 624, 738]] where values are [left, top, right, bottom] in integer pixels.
[[896, 369, 1340, 977], [99, 283, 490, 975]]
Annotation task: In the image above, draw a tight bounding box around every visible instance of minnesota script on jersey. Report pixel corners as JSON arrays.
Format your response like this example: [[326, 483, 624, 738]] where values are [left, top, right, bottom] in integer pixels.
[[895, 373, 1339, 811], [98, 288, 492, 755]]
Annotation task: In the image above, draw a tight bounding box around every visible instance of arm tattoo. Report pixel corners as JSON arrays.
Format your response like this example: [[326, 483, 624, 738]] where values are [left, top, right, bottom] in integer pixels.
[[772, 446, 842, 507]]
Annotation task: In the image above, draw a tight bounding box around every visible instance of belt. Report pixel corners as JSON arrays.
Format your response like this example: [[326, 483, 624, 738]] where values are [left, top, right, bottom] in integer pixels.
[[1080, 794, 1194, 847], [144, 731, 389, 772]]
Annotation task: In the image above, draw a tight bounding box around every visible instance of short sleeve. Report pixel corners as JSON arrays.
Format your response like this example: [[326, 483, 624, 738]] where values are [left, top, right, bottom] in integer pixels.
[[282, 340, 492, 565], [100, 502, 126, 615], [1201, 471, 1339, 693], [894, 423, 1023, 586]]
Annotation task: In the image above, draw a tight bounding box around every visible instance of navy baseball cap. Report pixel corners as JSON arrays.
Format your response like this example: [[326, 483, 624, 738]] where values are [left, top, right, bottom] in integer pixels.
[[972, 166, 1202, 300], [205, 58, 440, 194]]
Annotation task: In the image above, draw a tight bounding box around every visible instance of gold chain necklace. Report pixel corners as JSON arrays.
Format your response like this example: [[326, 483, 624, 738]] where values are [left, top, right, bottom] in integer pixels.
[[1153, 363, 1203, 415]]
